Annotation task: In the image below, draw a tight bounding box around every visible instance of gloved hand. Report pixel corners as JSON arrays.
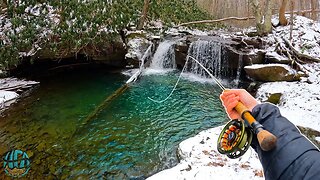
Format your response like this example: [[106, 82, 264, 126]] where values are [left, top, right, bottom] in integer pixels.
[[220, 89, 259, 119]]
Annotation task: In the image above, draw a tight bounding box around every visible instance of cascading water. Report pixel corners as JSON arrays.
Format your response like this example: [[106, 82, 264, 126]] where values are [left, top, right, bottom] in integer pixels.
[[186, 40, 222, 78], [234, 53, 243, 87], [149, 41, 176, 69], [147, 39, 244, 87]]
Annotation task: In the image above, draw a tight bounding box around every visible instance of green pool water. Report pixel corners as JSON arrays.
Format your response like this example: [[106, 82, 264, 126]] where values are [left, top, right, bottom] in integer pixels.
[[0, 68, 227, 179]]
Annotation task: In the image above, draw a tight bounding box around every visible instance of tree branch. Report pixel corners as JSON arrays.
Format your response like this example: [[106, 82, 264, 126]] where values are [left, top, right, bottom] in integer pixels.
[[178, 16, 255, 26]]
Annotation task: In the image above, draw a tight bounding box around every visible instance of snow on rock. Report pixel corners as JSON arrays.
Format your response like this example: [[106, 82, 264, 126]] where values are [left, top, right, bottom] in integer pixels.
[[244, 64, 299, 82], [262, 15, 320, 60], [125, 32, 152, 62], [148, 126, 264, 180], [0, 78, 39, 91], [256, 63, 320, 131], [0, 90, 18, 108], [0, 78, 39, 111]]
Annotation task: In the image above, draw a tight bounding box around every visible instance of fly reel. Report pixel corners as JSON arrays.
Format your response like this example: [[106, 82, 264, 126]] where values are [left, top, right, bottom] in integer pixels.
[[217, 119, 253, 159]]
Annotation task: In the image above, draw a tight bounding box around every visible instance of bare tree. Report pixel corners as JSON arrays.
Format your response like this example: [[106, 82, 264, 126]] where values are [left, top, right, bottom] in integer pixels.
[[249, 0, 275, 36], [311, 0, 317, 20], [279, 0, 289, 25], [137, 0, 150, 30]]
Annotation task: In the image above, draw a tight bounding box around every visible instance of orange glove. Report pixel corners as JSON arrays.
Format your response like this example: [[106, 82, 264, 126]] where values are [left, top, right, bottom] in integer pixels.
[[220, 89, 259, 119]]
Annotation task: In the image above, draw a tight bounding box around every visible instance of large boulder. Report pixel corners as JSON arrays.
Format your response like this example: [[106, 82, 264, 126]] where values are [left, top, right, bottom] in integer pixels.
[[244, 64, 300, 82], [125, 31, 152, 67]]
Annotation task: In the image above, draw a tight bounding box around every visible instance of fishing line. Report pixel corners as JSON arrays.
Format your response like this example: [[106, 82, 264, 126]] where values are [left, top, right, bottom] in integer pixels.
[[147, 54, 190, 103], [148, 55, 226, 103]]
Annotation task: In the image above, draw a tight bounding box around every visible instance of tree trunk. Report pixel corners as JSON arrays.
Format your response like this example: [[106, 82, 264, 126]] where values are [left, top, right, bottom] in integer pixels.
[[249, 0, 263, 35], [311, 0, 317, 20], [137, 0, 150, 30], [264, 0, 275, 33], [301, 0, 306, 16], [279, 0, 289, 25], [249, 0, 274, 36], [290, 0, 294, 40]]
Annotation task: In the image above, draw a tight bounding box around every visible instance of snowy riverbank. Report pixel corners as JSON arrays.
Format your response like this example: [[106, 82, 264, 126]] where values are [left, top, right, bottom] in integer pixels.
[[0, 78, 39, 111], [148, 126, 264, 180]]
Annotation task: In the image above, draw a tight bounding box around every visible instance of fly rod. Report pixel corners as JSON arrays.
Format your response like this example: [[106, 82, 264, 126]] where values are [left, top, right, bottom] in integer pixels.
[[188, 55, 277, 152]]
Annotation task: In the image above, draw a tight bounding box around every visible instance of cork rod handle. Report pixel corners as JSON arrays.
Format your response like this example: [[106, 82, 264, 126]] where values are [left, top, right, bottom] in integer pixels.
[[235, 102, 277, 151]]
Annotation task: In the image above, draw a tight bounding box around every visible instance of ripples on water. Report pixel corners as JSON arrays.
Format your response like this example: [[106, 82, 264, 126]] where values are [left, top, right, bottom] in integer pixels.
[[0, 69, 228, 179]]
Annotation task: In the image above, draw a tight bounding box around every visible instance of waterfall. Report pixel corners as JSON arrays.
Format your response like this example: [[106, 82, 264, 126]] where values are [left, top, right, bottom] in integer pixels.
[[149, 41, 176, 69], [186, 40, 222, 78], [234, 54, 243, 87]]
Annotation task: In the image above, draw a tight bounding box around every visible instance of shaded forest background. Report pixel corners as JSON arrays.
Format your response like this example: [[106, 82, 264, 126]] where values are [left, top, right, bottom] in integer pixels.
[[196, 0, 320, 27]]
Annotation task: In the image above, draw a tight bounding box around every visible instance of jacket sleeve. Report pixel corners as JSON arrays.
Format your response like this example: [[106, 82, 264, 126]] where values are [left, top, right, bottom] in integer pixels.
[[251, 103, 319, 180]]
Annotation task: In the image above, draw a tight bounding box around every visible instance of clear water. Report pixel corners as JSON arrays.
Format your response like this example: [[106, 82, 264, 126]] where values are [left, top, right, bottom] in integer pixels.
[[0, 68, 227, 179]]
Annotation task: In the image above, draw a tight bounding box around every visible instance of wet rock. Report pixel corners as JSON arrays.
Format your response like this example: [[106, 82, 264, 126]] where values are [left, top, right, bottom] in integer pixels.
[[88, 36, 126, 67], [37, 35, 126, 67], [244, 64, 300, 82], [265, 51, 291, 64], [175, 41, 188, 69]]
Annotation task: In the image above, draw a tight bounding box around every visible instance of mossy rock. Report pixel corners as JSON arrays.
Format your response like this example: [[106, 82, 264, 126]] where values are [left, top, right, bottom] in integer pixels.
[[297, 126, 320, 148], [266, 93, 282, 105]]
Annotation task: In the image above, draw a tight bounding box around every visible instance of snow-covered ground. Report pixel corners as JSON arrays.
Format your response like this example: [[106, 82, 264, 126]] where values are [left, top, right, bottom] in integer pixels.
[[148, 127, 264, 180], [267, 15, 320, 60], [256, 63, 320, 131], [149, 16, 320, 180]]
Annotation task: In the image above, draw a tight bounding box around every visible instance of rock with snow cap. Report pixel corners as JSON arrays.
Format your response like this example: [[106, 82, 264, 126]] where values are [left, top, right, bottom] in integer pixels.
[[244, 64, 300, 82], [265, 51, 291, 64]]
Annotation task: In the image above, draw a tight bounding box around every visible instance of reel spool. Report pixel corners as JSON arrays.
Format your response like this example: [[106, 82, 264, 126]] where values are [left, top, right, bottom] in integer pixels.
[[217, 119, 253, 159]]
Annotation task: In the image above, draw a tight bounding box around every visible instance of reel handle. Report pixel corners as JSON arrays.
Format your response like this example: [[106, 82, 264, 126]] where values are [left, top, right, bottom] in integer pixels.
[[235, 102, 277, 151]]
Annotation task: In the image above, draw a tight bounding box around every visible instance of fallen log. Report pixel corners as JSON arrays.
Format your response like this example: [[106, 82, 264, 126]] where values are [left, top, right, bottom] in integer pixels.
[[283, 38, 320, 63], [82, 84, 129, 125], [178, 16, 255, 26]]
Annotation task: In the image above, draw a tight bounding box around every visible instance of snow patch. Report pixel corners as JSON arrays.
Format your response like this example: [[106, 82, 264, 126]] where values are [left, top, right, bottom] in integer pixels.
[[0, 90, 18, 104], [263, 15, 320, 60], [148, 126, 264, 180], [245, 63, 292, 70], [256, 63, 320, 131]]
